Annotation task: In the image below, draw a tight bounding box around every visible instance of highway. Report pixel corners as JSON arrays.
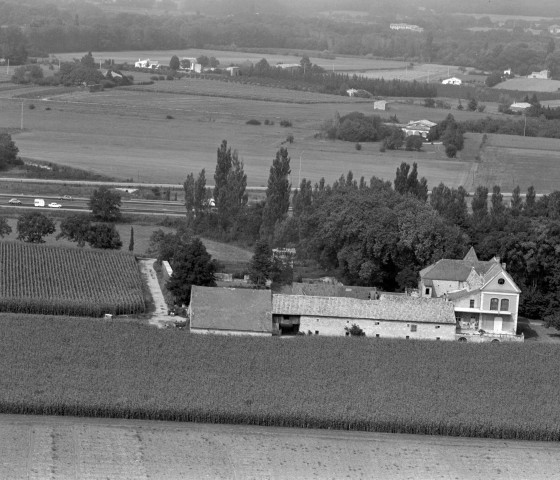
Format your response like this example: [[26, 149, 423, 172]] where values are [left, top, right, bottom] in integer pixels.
[[0, 193, 187, 217]]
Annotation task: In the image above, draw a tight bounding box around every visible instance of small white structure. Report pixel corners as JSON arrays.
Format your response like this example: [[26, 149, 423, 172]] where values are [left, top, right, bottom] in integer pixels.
[[346, 88, 358, 96], [275, 63, 301, 71], [441, 77, 462, 85], [390, 23, 424, 33], [549, 25, 560, 35], [134, 59, 159, 69], [528, 69, 550, 79], [225, 66, 240, 77], [373, 100, 387, 110], [503, 68, 512, 76], [510, 102, 532, 112]]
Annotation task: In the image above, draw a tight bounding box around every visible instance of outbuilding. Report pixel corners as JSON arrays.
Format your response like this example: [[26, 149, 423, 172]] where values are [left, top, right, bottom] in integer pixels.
[[189, 286, 272, 336]]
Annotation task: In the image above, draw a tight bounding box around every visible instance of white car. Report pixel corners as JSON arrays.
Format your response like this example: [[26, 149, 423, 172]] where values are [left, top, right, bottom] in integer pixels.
[[8, 198, 21, 205], [48, 202, 62, 208], [59, 195, 72, 200]]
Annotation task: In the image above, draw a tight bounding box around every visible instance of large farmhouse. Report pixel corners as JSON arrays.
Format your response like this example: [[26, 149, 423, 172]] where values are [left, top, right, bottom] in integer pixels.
[[402, 119, 436, 138], [134, 59, 159, 69], [419, 247, 523, 342]]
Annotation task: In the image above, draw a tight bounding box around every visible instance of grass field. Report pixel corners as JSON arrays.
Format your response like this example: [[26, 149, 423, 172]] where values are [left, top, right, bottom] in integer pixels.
[[0, 86, 476, 189], [495, 78, 560, 92], [474, 133, 560, 192], [346, 63, 461, 82], [1, 316, 560, 440], [0, 241, 145, 316], [0, 70, 558, 191], [56, 48, 410, 72]]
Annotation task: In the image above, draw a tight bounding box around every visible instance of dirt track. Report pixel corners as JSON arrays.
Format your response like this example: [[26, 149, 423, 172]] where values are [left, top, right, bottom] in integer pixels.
[[1, 414, 559, 479]]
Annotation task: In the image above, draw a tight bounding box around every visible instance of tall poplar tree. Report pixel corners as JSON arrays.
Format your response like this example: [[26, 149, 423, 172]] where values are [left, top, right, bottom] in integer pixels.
[[261, 147, 291, 238]]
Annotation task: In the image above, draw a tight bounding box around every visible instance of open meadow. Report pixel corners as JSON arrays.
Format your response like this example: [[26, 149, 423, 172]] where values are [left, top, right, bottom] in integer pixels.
[[56, 48, 410, 72], [475, 134, 560, 192], [0, 315, 560, 441], [0, 83, 475, 188], [495, 77, 560, 93], [0, 72, 557, 191]]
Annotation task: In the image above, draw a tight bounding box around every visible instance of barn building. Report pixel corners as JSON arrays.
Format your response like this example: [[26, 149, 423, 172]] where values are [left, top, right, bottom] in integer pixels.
[[272, 294, 456, 339], [189, 286, 272, 336]]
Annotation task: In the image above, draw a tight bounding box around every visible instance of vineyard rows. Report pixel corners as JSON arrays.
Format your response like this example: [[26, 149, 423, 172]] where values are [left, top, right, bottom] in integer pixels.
[[0, 242, 145, 316], [0, 315, 559, 441]]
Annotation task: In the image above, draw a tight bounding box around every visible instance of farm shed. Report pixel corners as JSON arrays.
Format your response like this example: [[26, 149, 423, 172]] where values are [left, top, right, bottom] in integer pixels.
[[528, 70, 550, 79], [373, 100, 387, 110], [189, 286, 272, 336], [510, 102, 532, 112], [272, 294, 456, 339]]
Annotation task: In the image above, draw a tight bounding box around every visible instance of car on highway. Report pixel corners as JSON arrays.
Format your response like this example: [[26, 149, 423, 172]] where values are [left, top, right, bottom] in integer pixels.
[[8, 198, 22, 205], [59, 195, 72, 200], [48, 202, 62, 208]]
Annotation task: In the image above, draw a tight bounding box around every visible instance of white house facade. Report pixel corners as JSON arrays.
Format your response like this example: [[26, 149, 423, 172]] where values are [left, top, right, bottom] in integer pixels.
[[419, 247, 523, 342]]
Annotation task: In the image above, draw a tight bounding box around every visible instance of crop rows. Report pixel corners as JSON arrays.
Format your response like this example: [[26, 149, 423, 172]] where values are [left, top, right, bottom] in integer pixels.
[[0, 242, 145, 316], [0, 316, 559, 441]]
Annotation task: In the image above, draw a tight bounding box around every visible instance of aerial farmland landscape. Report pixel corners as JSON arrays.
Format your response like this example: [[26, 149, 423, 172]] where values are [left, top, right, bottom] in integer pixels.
[[3, 0, 560, 478]]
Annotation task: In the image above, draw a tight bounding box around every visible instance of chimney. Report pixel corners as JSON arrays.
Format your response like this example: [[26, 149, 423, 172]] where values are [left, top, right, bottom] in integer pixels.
[[502, 262, 506, 270]]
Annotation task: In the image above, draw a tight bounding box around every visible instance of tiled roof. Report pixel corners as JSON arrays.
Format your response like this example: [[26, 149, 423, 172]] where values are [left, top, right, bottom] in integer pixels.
[[272, 294, 456, 324], [447, 288, 480, 300], [190, 286, 272, 333], [277, 283, 376, 300], [420, 258, 497, 281]]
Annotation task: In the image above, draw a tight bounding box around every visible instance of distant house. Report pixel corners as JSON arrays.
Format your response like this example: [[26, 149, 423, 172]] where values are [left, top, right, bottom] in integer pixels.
[[528, 69, 550, 79], [419, 247, 523, 342], [275, 63, 301, 71], [373, 100, 387, 110], [134, 59, 159, 69], [441, 77, 462, 85], [346, 88, 359, 96], [549, 25, 560, 35], [225, 66, 240, 77], [503, 68, 512, 76], [189, 286, 272, 336], [510, 102, 532, 112], [272, 294, 456, 339], [402, 119, 437, 138], [180, 57, 202, 73], [390, 23, 424, 33]]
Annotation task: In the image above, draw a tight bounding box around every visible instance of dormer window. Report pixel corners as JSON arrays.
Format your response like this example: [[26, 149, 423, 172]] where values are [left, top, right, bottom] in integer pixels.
[[498, 278, 505, 285], [469, 299, 475, 308], [500, 299, 509, 311]]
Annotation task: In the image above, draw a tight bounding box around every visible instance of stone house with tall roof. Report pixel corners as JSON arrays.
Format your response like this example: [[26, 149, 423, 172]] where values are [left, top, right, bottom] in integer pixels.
[[419, 247, 523, 342]]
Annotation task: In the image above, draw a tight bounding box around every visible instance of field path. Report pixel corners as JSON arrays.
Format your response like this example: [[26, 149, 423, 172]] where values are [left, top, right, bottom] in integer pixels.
[[138, 258, 168, 328], [0, 414, 559, 479]]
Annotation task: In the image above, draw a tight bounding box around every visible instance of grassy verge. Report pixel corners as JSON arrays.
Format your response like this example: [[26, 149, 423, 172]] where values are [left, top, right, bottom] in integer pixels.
[[0, 315, 559, 441]]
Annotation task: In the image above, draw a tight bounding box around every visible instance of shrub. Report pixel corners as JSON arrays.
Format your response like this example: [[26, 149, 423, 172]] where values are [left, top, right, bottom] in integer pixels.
[[166, 114, 174, 120], [445, 144, 458, 158], [150, 75, 159, 81], [355, 142, 362, 150], [287, 134, 294, 144], [158, 75, 165, 80], [345, 324, 365, 336], [264, 119, 270, 125], [246, 119, 261, 125], [28, 104, 35, 110], [166, 75, 174, 80], [280, 120, 292, 127], [45, 107, 51, 111]]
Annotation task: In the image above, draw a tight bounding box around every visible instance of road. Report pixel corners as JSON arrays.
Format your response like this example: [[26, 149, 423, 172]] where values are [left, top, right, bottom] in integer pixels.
[[1, 414, 559, 480], [0, 193, 187, 217]]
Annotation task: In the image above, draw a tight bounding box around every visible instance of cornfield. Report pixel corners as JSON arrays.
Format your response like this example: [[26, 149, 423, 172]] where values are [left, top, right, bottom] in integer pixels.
[[0, 315, 559, 441], [0, 242, 145, 316]]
